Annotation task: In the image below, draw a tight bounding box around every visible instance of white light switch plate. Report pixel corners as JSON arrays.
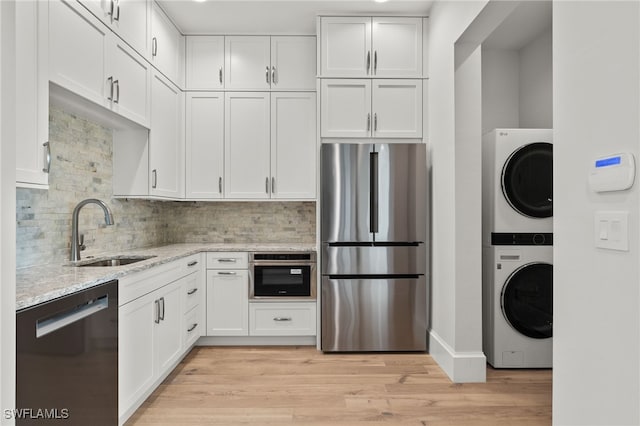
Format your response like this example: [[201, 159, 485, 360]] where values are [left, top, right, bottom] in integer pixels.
[[594, 211, 629, 251]]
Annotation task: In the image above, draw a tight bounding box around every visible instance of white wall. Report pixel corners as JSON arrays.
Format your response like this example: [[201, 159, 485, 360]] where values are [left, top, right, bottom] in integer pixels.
[[519, 27, 552, 129], [427, 0, 488, 382], [553, 2, 640, 424], [481, 48, 519, 133], [0, 0, 17, 423]]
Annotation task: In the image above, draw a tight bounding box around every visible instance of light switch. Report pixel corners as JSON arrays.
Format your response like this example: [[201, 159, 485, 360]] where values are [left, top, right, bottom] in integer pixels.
[[594, 211, 629, 251]]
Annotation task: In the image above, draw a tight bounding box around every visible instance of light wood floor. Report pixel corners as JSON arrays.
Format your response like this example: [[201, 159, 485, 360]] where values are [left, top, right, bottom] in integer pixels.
[[126, 346, 551, 426]]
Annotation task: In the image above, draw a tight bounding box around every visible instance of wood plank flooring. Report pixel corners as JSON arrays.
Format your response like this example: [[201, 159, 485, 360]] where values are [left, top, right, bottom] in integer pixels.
[[125, 346, 551, 425]]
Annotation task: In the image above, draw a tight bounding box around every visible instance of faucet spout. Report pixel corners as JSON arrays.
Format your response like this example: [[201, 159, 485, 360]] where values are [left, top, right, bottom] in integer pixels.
[[70, 199, 114, 262]]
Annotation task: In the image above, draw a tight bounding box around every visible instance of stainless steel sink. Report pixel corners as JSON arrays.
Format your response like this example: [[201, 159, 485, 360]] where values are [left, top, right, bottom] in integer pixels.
[[74, 255, 156, 267]]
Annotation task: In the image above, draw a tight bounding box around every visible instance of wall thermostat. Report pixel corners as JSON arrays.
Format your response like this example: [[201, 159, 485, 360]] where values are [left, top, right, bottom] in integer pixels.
[[588, 153, 635, 192]]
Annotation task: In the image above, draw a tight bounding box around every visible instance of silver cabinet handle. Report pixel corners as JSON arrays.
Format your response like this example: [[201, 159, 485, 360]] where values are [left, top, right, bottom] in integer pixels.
[[187, 288, 198, 295], [107, 76, 114, 101], [273, 317, 292, 322], [219, 67, 223, 85], [271, 177, 275, 194], [152, 37, 158, 57], [218, 271, 237, 275], [366, 113, 371, 131], [187, 323, 198, 333], [114, 0, 120, 22], [265, 177, 269, 194], [218, 176, 222, 194], [113, 79, 120, 103], [159, 297, 165, 321], [42, 142, 51, 173], [154, 299, 160, 324], [218, 258, 237, 263], [366, 51, 371, 74], [265, 66, 270, 84], [108, 0, 114, 21], [271, 66, 276, 85], [374, 113, 377, 131], [187, 260, 198, 267], [374, 50, 378, 74], [152, 169, 157, 189]]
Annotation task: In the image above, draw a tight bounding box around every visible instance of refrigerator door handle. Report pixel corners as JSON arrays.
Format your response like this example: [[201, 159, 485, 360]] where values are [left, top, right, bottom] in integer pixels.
[[370, 152, 379, 234]]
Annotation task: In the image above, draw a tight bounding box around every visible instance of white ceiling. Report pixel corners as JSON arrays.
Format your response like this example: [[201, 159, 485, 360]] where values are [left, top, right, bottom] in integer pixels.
[[483, 1, 552, 50], [157, 0, 433, 35]]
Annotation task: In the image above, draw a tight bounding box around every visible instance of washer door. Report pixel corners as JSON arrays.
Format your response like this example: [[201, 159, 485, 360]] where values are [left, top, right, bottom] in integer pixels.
[[501, 262, 553, 339], [501, 142, 553, 218]]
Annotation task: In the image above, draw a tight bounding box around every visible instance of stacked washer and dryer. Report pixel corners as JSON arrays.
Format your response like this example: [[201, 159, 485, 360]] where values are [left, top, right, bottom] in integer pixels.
[[482, 129, 553, 368]]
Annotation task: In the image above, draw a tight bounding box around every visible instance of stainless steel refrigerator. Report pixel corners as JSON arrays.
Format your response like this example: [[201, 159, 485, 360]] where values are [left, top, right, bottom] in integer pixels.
[[321, 143, 428, 352]]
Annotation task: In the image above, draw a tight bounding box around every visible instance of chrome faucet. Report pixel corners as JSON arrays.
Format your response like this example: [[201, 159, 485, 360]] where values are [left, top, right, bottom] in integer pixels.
[[70, 199, 114, 262]]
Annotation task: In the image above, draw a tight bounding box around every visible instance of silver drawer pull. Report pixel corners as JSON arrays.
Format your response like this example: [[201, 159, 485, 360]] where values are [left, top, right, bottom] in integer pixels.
[[217, 259, 237, 263], [273, 317, 292, 322], [187, 288, 198, 295], [218, 271, 237, 275], [187, 323, 198, 332], [187, 260, 198, 267]]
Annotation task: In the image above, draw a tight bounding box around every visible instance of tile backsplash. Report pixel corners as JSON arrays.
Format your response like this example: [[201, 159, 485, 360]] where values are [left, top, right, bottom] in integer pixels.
[[16, 106, 316, 269]]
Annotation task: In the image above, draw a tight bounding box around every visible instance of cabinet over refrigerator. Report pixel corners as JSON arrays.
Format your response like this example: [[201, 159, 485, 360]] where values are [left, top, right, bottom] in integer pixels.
[[321, 143, 428, 352]]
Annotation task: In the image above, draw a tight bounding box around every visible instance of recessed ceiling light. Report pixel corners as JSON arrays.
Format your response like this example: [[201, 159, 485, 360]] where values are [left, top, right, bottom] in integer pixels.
[[374, 0, 389, 3], [193, 0, 207, 3]]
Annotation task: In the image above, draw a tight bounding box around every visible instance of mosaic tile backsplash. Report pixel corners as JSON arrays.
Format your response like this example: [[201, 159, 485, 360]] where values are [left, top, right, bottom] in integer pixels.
[[16, 107, 316, 269]]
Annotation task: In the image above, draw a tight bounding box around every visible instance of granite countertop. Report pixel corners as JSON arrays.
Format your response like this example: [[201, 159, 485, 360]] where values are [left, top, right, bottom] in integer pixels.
[[16, 243, 317, 311]]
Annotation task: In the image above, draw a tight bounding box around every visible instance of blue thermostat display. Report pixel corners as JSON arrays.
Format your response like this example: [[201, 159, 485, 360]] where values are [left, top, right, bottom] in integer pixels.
[[589, 152, 635, 192], [595, 156, 622, 168]]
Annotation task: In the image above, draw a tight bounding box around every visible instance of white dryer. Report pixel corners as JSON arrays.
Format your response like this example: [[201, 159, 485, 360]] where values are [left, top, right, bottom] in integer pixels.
[[483, 245, 553, 368], [482, 129, 553, 246]]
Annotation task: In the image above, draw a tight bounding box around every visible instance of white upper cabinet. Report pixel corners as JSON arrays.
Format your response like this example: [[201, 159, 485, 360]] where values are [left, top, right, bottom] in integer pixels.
[[225, 36, 271, 90], [271, 92, 317, 199], [224, 36, 316, 90], [150, 71, 184, 198], [151, 1, 183, 85], [270, 37, 316, 90], [224, 92, 271, 199], [185, 93, 224, 199], [320, 79, 422, 139], [79, 0, 149, 56], [185, 36, 224, 90], [15, 0, 49, 188], [320, 16, 422, 78]]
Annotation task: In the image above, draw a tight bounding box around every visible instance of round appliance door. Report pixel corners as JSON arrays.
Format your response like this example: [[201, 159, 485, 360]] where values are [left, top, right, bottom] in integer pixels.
[[501, 142, 553, 218], [501, 262, 553, 339]]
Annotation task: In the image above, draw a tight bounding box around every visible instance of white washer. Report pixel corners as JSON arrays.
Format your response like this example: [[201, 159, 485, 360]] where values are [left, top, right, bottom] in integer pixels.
[[483, 245, 553, 368], [482, 128, 553, 246]]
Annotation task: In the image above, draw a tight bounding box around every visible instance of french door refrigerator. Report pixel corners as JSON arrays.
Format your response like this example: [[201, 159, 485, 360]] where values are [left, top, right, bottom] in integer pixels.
[[321, 143, 428, 352]]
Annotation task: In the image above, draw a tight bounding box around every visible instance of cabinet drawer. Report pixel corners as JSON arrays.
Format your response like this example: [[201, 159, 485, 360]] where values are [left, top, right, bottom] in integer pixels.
[[249, 302, 316, 336], [206, 252, 248, 269], [183, 305, 202, 349], [183, 271, 202, 313]]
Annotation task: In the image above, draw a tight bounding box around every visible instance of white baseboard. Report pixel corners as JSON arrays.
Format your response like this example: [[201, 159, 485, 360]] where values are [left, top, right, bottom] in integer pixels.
[[429, 330, 487, 383], [197, 336, 317, 346]]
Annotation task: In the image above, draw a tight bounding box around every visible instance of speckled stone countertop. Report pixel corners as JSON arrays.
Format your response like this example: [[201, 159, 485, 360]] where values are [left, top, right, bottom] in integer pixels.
[[16, 243, 317, 311]]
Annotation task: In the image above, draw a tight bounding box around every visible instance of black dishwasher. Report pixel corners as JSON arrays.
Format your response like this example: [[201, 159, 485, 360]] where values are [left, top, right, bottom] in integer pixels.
[[16, 280, 118, 425]]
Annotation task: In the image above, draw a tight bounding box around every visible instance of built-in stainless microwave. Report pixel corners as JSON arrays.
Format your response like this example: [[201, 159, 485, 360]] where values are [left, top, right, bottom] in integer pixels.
[[249, 252, 316, 299]]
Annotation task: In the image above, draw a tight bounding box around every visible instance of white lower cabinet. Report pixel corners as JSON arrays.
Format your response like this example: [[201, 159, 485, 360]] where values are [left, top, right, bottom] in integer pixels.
[[249, 302, 316, 336], [206, 269, 249, 336]]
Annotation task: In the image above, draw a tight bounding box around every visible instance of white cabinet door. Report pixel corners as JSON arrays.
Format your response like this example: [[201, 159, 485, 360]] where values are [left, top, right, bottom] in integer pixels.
[[206, 269, 249, 336], [225, 36, 271, 90], [108, 38, 151, 127], [185, 93, 224, 199], [320, 17, 371, 77], [15, 0, 49, 188], [49, 0, 108, 108], [151, 2, 181, 84], [119, 290, 156, 420], [186, 36, 224, 90], [112, 0, 149, 56], [371, 17, 422, 77], [372, 79, 423, 138], [150, 71, 184, 198], [270, 36, 316, 90], [224, 92, 270, 199], [271, 92, 316, 199], [320, 79, 371, 138], [155, 279, 183, 375]]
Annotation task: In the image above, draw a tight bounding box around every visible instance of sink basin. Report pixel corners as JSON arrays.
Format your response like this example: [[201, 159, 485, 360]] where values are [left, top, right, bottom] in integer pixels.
[[75, 255, 156, 267]]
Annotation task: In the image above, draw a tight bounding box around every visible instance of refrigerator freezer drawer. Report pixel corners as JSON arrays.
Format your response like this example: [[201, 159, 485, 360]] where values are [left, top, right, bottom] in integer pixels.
[[321, 276, 427, 352], [322, 243, 426, 275]]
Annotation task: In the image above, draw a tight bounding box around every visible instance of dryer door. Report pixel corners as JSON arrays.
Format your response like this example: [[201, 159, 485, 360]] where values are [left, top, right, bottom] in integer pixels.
[[501, 262, 553, 339], [501, 142, 553, 218]]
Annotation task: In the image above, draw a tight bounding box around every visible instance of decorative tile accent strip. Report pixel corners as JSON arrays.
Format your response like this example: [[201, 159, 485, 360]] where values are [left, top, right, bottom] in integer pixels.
[[16, 107, 316, 268]]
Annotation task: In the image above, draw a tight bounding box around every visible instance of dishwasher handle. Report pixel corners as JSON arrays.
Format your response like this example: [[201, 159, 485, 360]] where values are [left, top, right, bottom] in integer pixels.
[[36, 294, 109, 338]]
